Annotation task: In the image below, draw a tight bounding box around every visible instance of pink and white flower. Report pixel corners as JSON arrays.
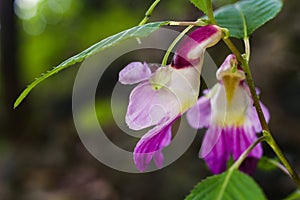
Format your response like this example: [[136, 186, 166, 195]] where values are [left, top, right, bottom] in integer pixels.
[[187, 54, 270, 174], [119, 25, 223, 171]]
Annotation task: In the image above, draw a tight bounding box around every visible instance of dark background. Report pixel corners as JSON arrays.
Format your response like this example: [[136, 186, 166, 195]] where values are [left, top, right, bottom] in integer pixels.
[[0, 0, 300, 199]]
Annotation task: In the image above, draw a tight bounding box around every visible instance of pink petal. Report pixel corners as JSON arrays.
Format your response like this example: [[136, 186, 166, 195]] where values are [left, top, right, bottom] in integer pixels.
[[133, 117, 177, 172], [231, 126, 262, 175], [186, 95, 211, 129], [200, 126, 231, 174], [232, 126, 263, 161], [119, 62, 151, 84], [126, 82, 180, 130], [172, 25, 222, 69], [246, 101, 270, 133]]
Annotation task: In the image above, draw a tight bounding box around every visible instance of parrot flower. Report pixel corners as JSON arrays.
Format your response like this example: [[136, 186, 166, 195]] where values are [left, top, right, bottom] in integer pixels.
[[119, 25, 223, 171], [187, 54, 270, 175]]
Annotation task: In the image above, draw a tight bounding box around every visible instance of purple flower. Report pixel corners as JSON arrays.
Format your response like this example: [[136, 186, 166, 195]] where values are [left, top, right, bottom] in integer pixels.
[[119, 25, 223, 172], [187, 54, 270, 175]]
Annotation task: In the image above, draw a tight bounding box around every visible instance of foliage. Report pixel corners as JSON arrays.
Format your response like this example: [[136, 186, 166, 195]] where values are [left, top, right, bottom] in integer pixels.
[[14, 21, 168, 108], [185, 169, 266, 200], [214, 0, 283, 38], [284, 190, 300, 200]]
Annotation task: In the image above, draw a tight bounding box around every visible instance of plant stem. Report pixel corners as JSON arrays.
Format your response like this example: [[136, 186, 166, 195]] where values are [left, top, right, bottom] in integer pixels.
[[241, 60, 300, 186], [263, 131, 300, 188], [263, 157, 290, 176], [204, 0, 300, 188], [138, 0, 161, 26], [161, 25, 194, 66], [206, 0, 217, 24], [231, 136, 267, 170], [244, 37, 250, 61], [223, 38, 300, 188], [169, 20, 206, 26]]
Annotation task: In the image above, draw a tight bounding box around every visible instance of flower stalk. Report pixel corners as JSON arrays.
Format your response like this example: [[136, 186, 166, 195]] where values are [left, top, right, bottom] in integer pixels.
[[231, 136, 267, 171], [242, 58, 300, 188], [138, 0, 161, 26], [161, 25, 194, 66], [204, 0, 300, 188]]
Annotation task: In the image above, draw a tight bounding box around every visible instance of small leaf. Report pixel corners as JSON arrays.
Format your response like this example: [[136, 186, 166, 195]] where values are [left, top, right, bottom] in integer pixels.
[[214, 0, 283, 38], [185, 169, 266, 200], [190, 0, 208, 16], [14, 21, 169, 108], [257, 156, 279, 171], [284, 190, 300, 200]]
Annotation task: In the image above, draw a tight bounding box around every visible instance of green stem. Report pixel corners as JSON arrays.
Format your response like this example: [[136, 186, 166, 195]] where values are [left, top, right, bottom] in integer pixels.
[[161, 25, 194, 66], [138, 0, 161, 26], [244, 37, 250, 61], [231, 136, 267, 170], [169, 20, 207, 26], [223, 37, 300, 189], [205, 0, 300, 189], [206, 0, 217, 24], [263, 157, 290, 176], [263, 130, 300, 188]]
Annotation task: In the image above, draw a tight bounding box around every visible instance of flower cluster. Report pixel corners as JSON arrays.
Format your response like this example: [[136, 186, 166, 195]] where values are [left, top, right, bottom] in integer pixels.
[[119, 25, 269, 174]]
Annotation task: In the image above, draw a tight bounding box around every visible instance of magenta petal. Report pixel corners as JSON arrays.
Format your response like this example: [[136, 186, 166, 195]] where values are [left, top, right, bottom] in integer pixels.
[[126, 82, 179, 130], [232, 127, 263, 160], [232, 126, 262, 174], [186, 95, 211, 129], [133, 117, 177, 172], [239, 157, 259, 175], [119, 62, 151, 84], [200, 126, 231, 174], [172, 25, 222, 69]]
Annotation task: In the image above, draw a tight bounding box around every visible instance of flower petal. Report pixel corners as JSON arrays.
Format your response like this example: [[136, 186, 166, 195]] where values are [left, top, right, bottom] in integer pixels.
[[232, 126, 262, 159], [133, 117, 177, 172], [231, 126, 262, 174], [172, 25, 222, 69], [186, 95, 211, 129], [246, 101, 270, 132], [119, 62, 151, 84], [126, 82, 180, 130], [200, 126, 231, 174], [239, 157, 259, 175]]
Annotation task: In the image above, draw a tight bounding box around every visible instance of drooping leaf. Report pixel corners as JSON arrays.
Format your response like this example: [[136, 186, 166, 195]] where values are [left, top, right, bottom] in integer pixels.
[[185, 169, 266, 200], [190, 0, 208, 16], [214, 0, 283, 38], [284, 190, 300, 200], [14, 21, 169, 108]]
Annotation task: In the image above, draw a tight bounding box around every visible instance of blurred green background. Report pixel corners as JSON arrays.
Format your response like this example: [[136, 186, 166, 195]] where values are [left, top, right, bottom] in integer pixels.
[[0, 0, 300, 199]]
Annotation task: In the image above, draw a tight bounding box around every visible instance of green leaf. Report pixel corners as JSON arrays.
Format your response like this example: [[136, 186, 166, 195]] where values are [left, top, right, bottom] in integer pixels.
[[214, 0, 283, 38], [213, 0, 237, 8], [257, 156, 279, 171], [190, 0, 208, 16], [14, 21, 168, 108], [284, 190, 300, 200], [185, 169, 266, 200]]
